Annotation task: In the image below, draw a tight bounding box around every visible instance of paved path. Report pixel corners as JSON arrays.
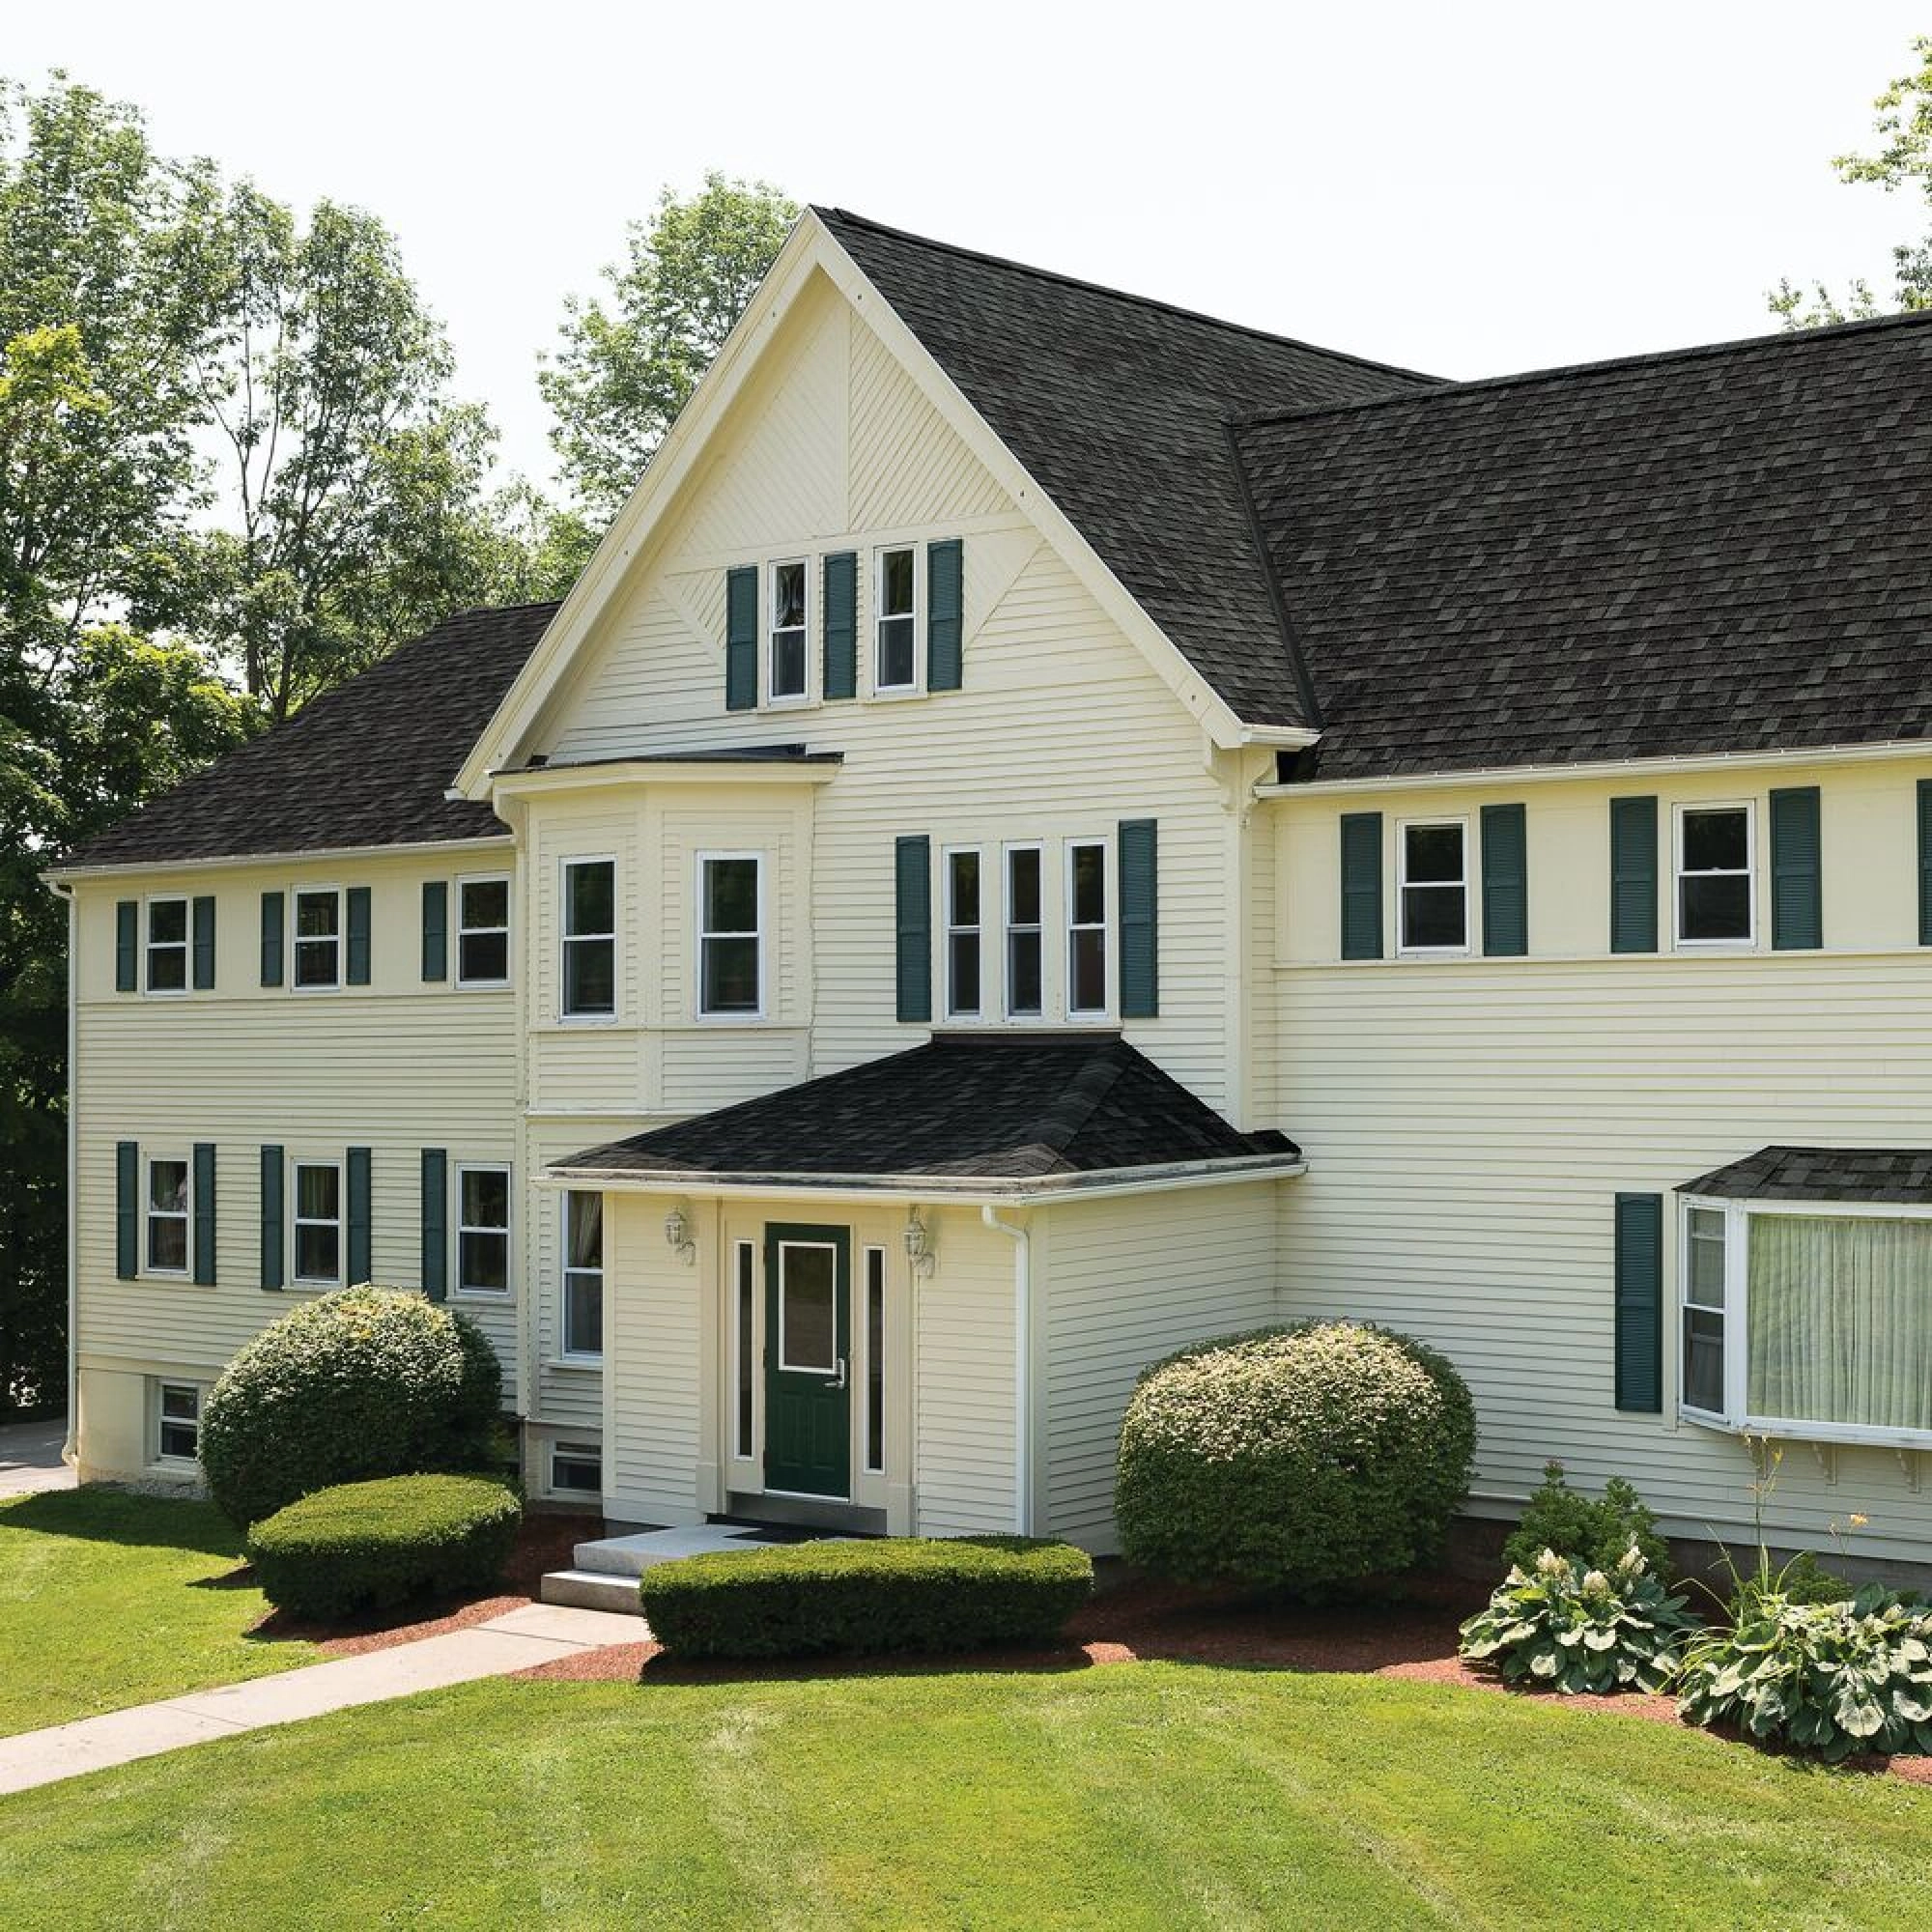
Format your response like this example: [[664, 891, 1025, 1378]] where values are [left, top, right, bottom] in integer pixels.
[[0, 1418, 73, 1497], [0, 1604, 645, 1796]]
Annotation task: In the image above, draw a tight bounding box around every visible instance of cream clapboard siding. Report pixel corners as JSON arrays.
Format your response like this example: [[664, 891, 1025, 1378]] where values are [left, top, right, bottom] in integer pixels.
[[914, 1209, 1019, 1536], [69, 849, 521, 1478], [1268, 758, 1932, 1562], [603, 1193, 704, 1524], [1039, 1183, 1282, 1550]]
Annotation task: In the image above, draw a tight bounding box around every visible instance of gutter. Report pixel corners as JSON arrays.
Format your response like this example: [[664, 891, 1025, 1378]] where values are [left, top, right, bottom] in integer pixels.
[[44, 831, 513, 886], [981, 1206, 1033, 1536]]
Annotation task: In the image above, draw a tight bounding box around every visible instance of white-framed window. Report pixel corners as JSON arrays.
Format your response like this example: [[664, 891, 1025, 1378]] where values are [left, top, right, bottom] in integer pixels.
[[145, 896, 189, 994], [1675, 802, 1754, 948], [1679, 1196, 1932, 1446], [457, 1164, 512, 1296], [145, 1154, 190, 1275], [291, 1159, 343, 1286], [457, 875, 511, 986], [697, 852, 763, 1018], [1004, 844, 1044, 1019], [874, 545, 920, 694], [944, 846, 983, 1018], [732, 1238, 755, 1462], [550, 1443, 603, 1495], [559, 857, 616, 1019], [768, 557, 810, 703], [1065, 838, 1109, 1017], [292, 888, 344, 989], [864, 1245, 887, 1476], [561, 1190, 603, 1361], [776, 1238, 838, 1376], [1397, 818, 1470, 954], [154, 1381, 202, 1464]]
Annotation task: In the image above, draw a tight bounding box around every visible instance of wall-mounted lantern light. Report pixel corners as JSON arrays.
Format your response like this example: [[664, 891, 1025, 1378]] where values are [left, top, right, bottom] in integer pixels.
[[664, 1203, 696, 1266], [903, 1207, 936, 1279]]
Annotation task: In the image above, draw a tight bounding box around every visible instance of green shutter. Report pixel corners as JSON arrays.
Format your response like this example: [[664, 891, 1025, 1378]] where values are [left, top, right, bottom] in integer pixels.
[[346, 887, 372, 984], [421, 1149, 448, 1301], [1480, 804, 1528, 956], [1613, 1192, 1664, 1413], [260, 892, 284, 986], [115, 1141, 139, 1279], [1339, 812, 1383, 960], [724, 565, 757, 712], [115, 902, 138, 991], [1770, 785, 1822, 951], [1609, 796, 1659, 953], [191, 895, 216, 989], [823, 552, 858, 701], [1119, 818, 1159, 1018], [895, 836, 932, 1024], [422, 880, 448, 981], [192, 1143, 217, 1286], [1920, 781, 1932, 948], [927, 538, 963, 692], [260, 1146, 284, 1291], [347, 1147, 372, 1285]]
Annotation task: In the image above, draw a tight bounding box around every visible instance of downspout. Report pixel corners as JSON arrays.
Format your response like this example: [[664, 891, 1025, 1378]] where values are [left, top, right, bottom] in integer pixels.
[[48, 881, 78, 1464], [980, 1205, 1032, 1534]]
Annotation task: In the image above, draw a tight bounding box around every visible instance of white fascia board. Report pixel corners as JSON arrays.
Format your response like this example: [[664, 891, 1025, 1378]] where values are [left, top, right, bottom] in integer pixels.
[[44, 832, 513, 887], [489, 759, 840, 803]]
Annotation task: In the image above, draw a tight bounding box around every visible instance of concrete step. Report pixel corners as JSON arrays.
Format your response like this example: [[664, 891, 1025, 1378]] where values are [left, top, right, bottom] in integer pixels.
[[538, 1569, 646, 1616], [572, 1523, 827, 1577]]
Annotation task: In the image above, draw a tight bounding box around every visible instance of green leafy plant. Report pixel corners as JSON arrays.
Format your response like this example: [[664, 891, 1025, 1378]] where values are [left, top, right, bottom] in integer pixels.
[[639, 1536, 1094, 1660], [245, 1473, 522, 1623], [1115, 1321, 1477, 1594], [1460, 1546, 1698, 1694], [1502, 1463, 1668, 1576], [199, 1287, 502, 1527]]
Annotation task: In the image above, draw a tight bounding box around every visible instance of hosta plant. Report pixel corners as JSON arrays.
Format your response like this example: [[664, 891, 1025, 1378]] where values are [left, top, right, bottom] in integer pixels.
[[1459, 1545, 1698, 1694], [1677, 1585, 1932, 1761]]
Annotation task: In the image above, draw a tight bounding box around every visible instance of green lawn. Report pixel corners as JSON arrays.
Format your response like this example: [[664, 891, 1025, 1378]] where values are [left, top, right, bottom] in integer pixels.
[[6, 1662, 1929, 1930], [0, 1490, 317, 1735]]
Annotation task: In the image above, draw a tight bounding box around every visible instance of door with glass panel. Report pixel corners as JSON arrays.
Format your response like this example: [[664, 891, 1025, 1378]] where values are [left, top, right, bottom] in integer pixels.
[[762, 1224, 851, 1498]]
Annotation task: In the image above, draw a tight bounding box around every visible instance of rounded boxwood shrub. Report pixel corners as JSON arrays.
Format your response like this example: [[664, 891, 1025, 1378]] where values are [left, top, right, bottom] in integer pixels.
[[1116, 1321, 1477, 1593], [200, 1286, 502, 1528], [246, 1473, 523, 1622], [639, 1536, 1094, 1659]]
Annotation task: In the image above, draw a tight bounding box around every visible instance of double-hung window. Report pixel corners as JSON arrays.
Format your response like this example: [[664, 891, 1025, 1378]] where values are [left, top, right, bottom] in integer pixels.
[[560, 859, 615, 1018], [146, 897, 189, 992], [292, 1160, 343, 1286], [458, 1165, 511, 1295], [156, 1382, 201, 1463], [698, 854, 762, 1017], [1005, 846, 1044, 1018], [293, 889, 343, 988], [1676, 804, 1754, 946], [769, 559, 809, 702], [945, 848, 982, 1017], [875, 547, 918, 693], [1398, 820, 1469, 952], [562, 1190, 603, 1360], [1066, 840, 1109, 1016], [146, 1156, 190, 1274], [458, 877, 510, 986]]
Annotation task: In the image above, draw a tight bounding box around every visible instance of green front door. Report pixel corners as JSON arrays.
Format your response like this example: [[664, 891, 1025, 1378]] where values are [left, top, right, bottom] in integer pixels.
[[763, 1223, 852, 1498]]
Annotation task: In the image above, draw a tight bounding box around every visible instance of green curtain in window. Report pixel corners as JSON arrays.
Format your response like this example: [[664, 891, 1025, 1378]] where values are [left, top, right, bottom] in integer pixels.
[[1748, 1214, 1932, 1432]]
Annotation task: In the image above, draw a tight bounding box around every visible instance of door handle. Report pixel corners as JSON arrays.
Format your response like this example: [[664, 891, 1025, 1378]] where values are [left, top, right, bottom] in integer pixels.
[[825, 1357, 847, 1391]]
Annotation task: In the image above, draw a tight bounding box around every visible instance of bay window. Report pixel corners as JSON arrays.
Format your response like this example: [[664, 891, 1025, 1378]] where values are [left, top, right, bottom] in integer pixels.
[[562, 1190, 603, 1360], [697, 854, 762, 1017], [560, 859, 615, 1017]]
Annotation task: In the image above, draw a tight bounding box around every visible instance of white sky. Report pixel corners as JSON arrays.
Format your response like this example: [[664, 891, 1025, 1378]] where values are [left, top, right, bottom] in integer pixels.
[[14, 3, 1926, 493]]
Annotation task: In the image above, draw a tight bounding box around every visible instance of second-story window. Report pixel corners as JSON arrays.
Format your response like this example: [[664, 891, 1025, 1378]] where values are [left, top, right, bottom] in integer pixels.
[[292, 1160, 342, 1285], [1398, 820, 1469, 953], [699, 854, 762, 1017], [560, 860, 615, 1018], [1005, 846, 1043, 1018], [459, 877, 511, 985], [146, 1155, 189, 1273], [1066, 840, 1109, 1016], [293, 889, 342, 988], [458, 1165, 511, 1295], [876, 547, 918, 692], [1677, 804, 1753, 946], [146, 897, 188, 993], [769, 559, 808, 702], [946, 848, 982, 1017]]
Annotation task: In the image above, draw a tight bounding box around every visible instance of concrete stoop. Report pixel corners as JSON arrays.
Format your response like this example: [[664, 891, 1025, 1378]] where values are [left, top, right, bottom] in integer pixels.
[[538, 1521, 851, 1615]]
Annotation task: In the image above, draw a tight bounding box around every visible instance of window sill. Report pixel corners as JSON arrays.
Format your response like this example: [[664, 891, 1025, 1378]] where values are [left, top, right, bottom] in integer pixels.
[[1683, 1409, 1932, 1454], [452, 1291, 516, 1306], [549, 1356, 603, 1373]]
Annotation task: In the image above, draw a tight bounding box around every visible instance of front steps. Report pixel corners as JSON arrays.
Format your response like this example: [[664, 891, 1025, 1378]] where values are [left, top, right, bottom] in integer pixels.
[[538, 1520, 850, 1615]]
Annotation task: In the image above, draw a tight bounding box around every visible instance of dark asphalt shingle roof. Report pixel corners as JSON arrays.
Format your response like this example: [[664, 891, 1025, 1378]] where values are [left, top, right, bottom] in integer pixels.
[[816, 207, 1437, 729], [63, 603, 559, 868], [1234, 309, 1932, 780], [1680, 1146, 1932, 1206], [559, 1033, 1299, 1183]]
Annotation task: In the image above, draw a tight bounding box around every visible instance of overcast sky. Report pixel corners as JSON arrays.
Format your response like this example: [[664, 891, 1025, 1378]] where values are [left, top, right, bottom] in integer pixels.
[[12, 4, 1925, 493]]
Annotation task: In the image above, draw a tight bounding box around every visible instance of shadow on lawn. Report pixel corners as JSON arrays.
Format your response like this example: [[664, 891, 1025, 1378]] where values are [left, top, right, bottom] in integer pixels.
[[0, 1486, 243, 1560]]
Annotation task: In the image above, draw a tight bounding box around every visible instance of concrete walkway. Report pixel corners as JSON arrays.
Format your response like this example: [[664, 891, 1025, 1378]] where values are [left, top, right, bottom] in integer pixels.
[[0, 1603, 645, 1796], [0, 1418, 74, 1497]]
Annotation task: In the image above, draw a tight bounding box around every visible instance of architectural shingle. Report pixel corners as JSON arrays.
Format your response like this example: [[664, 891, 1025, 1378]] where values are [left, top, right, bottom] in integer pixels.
[[1679, 1146, 1932, 1206]]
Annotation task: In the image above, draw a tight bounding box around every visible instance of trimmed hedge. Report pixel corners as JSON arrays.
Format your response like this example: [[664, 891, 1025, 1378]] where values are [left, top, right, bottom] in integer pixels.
[[639, 1536, 1094, 1659], [1116, 1321, 1477, 1593], [246, 1473, 523, 1622], [200, 1287, 502, 1528]]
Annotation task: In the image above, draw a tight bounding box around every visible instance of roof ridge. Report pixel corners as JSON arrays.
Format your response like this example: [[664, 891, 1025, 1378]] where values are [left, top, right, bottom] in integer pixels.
[[1227, 303, 1932, 435], [1019, 1037, 1138, 1161], [811, 205, 1441, 387]]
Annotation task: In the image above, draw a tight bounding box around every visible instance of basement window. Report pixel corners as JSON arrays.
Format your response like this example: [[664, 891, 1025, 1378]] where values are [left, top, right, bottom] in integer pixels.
[[550, 1444, 603, 1495]]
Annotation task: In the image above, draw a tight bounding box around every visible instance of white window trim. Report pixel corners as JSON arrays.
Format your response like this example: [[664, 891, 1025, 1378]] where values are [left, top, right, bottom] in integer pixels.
[[454, 1161, 514, 1299], [695, 850, 766, 1023], [152, 1379, 204, 1467], [142, 1151, 192, 1279], [1065, 837, 1113, 1020], [289, 1155, 345, 1289], [870, 543, 923, 697], [776, 1238, 840, 1376], [557, 854, 618, 1024], [941, 843, 984, 1019], [290, 885, 346, 993], [549, 1442, 603, 1495], [730, 1237, 756, 1466], [1672, 800, 1757, 952], [1002, 841, 1047, 1023], [143, 894, 191, 997], [558, 1190, 603, 1364], [455, 872, 512, 990], [1678, 1192, 1932, 1450], [765, 555, 813, 708], [1395, 815, 1473, 958], [862, 1244, 887, 1476]]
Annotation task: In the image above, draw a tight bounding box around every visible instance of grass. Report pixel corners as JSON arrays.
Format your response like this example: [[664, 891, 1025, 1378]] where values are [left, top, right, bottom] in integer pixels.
[[5, 1662, 1930, 1929], [0, 1489, 317, 1736]]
